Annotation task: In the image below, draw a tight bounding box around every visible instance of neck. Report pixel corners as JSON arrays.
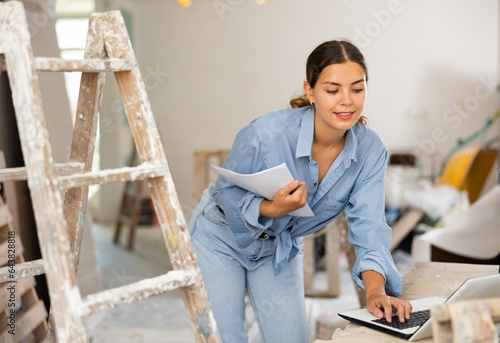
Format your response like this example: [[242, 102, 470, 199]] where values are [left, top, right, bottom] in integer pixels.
[[314, 130, 345, 149], [313, 118, 347, 150]]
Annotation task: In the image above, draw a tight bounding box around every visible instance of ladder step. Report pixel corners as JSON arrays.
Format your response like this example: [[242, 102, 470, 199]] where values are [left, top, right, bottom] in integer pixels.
[[0, 162, 84, 182], [0, 259, 45, 283], [34, 57, 134, 72], [58, 163, 166, 189], [80, 269, 200, 317]]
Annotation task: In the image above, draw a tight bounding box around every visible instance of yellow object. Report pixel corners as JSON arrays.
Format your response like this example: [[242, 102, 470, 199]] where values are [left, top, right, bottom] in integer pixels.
[[438, 146, 498, 203], [178, 0, 192, 8]]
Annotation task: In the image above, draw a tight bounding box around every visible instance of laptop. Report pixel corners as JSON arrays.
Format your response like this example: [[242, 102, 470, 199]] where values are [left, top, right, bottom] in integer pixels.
[[338, 273, 500, 341]]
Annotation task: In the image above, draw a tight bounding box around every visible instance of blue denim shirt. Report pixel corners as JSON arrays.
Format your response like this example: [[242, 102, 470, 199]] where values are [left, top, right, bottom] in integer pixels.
[[211, 106, 402, 296]]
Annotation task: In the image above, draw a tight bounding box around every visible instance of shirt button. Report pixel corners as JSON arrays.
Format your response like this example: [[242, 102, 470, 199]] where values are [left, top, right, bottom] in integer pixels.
[[259, 233, 270, 240], [313, 183, 317, 187]]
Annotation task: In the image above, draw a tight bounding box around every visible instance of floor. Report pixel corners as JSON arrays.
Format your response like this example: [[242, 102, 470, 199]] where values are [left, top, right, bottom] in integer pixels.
[[86, 223, 413, 343]]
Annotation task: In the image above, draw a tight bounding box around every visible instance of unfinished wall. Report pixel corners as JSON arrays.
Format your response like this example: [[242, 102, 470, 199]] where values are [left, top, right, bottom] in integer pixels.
[[94, 0, 500, 221]]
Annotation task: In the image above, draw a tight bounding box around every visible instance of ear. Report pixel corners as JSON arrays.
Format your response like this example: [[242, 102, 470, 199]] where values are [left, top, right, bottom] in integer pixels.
[[303, 81, 314, 103]]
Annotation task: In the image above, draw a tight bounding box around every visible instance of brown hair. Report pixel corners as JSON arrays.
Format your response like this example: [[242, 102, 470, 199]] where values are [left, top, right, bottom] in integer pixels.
[[290, 40, 368, 125]]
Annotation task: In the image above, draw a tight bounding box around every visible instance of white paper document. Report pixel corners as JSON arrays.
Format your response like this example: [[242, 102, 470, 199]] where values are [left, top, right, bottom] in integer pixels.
[[212, 163, 315, 217]]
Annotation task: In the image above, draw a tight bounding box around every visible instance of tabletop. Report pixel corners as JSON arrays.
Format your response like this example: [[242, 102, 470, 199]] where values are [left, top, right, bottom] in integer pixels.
[[315, 261, 499, 343]]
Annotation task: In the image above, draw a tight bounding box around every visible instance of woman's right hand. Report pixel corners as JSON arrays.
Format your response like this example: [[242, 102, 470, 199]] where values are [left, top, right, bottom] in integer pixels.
[[259, 180, 308, 217]]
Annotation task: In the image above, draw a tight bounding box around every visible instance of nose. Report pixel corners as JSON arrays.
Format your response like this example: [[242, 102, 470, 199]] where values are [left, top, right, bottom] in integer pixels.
[[340, 89, 352, 106]]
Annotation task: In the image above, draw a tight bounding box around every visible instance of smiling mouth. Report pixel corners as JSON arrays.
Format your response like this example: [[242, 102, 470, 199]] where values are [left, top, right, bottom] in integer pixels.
[[335, 111, 354, 117]]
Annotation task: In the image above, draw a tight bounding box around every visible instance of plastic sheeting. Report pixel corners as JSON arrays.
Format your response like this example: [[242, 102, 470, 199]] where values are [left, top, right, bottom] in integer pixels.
[[416, 185, 500, 260]]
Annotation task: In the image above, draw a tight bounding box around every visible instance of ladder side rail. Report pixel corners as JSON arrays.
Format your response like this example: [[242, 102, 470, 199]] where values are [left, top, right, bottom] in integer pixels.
[[103, 11, 221, 342], [48, 13, 108, 343], [0, 3, 88, 342], [63, 12, 106, 272], [113, 146, 138, 245], [126, 178, 144, 249]]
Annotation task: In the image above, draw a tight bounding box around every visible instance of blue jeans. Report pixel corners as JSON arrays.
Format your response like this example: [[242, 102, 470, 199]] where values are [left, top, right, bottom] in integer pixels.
[[188, 189, 308, 343]]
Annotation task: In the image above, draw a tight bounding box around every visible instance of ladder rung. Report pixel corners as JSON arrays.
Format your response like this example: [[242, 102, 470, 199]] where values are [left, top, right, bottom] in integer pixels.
[[0, 162, 85, 182], [80, 269, 200, 317], [58, 163, 166, 189], [0, 259, 45, 283], [34, 57, 135, 72]]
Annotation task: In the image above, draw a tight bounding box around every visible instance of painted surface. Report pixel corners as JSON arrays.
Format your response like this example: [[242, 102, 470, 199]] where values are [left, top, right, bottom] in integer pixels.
[[0, 3, 220, 342]]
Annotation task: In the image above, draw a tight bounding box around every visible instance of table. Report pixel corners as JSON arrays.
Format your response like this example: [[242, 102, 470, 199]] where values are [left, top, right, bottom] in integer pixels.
[[315, 262, 499, 343]]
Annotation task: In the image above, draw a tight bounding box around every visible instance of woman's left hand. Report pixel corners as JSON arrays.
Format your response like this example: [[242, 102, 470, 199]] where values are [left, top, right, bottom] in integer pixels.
[[366, 293, 413, 323]]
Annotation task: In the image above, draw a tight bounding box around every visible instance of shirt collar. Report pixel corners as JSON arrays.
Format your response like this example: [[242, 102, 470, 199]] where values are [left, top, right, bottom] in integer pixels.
[[295, 107, 314, 158], [343, 124, 359, 168], [295, 107, 360, 166]]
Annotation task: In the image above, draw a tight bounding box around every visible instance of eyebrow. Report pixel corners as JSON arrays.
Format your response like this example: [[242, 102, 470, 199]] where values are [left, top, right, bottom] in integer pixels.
[[323, 79, 365, 86]]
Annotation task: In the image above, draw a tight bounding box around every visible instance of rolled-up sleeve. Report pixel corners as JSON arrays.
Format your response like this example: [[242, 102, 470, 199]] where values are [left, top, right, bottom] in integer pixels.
[[211, 124, 274, 248], [345, 144, 402, 297]]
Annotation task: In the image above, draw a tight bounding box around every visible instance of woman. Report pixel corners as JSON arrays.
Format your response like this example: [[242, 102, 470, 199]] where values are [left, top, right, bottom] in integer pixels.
[[188, 40, 412, 342]]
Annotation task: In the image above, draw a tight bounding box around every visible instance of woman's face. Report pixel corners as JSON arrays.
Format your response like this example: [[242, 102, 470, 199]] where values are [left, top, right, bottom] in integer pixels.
[[305, 61, 367, 134]]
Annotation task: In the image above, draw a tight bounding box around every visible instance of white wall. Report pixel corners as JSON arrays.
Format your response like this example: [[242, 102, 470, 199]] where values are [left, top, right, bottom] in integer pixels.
[[95, 0, 499, 221]]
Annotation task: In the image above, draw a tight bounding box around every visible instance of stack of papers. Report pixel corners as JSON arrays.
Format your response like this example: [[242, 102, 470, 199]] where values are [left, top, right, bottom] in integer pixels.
[[212, 163, 314, 217]]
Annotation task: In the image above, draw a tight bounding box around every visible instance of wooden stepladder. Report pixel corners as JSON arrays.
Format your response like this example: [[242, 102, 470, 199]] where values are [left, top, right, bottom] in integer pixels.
[[0, 2, 220, 342]]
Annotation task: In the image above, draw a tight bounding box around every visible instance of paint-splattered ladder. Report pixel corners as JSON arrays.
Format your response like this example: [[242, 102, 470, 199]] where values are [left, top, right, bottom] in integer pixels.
[[0, 2, 220, 342]]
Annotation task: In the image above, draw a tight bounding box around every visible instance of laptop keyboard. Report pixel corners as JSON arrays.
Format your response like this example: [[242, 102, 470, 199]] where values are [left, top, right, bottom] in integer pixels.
[[372, 309, 430, 330]]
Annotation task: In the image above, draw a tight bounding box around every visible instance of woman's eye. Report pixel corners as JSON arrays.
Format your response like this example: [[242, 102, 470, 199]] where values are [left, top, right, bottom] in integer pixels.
[[326, 90, 338, 94], [353, 88, 364, 93]]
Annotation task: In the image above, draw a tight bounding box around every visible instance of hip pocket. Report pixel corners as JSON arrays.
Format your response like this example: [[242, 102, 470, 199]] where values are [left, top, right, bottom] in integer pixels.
[[203, 202, 230, 229]]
